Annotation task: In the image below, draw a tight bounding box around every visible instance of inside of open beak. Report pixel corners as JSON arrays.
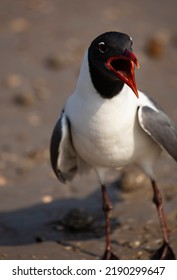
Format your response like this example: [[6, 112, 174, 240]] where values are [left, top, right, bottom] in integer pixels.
[[110, 58, 133, 81], [106, 56, 139, 98]]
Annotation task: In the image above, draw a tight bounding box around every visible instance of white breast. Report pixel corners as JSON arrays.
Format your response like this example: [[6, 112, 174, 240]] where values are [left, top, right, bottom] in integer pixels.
[[64, 51, 161, 175]]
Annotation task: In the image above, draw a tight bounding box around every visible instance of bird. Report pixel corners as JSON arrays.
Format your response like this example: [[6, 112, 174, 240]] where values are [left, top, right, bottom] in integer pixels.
[[50, 31, 177, 260]]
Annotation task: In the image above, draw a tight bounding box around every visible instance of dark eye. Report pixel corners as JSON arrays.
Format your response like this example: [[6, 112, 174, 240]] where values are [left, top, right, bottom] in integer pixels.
[[98, 42, 108, 53]]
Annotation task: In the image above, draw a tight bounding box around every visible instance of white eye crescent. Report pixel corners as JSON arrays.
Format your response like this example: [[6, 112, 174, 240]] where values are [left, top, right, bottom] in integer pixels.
[[98, 42, 108, 53]]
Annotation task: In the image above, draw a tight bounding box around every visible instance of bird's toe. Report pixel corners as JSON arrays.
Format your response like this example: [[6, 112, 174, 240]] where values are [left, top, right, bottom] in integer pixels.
[[101, 250, 119, 260], [150, 243, 176, 260]]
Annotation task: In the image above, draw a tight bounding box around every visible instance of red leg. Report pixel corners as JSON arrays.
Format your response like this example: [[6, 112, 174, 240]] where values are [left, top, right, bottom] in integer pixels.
[[151, 179, 169, 244], [151, 179, 176, 260], [101, 184, 119, 260]]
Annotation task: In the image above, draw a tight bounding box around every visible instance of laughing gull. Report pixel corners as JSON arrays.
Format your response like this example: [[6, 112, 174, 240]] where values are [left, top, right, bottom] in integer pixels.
[[50, 31, 177, 260]]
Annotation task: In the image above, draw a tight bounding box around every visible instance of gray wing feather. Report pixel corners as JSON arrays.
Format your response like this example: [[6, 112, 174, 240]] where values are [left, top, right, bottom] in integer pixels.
[[50, 111, 77, 183], [138, 106, 177, 162]]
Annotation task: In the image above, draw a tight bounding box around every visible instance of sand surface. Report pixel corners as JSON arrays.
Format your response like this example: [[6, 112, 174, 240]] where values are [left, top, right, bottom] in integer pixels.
[[0, 0, 177, 259]]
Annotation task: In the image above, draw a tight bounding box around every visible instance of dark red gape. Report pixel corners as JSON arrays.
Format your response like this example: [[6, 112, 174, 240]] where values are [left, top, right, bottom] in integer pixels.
[[106, 50, 139, 97]]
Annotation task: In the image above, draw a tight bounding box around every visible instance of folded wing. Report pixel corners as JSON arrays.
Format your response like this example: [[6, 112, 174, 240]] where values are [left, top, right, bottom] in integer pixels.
[[138, 106, 177, 162], [50, 111, 77, 183]]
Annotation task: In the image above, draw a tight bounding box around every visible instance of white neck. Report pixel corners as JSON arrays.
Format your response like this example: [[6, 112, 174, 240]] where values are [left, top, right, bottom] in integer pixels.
[[74, 49, 137, 109]]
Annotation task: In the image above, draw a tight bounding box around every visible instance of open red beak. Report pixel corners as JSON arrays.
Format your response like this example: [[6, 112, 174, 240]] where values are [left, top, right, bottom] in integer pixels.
[[106, 50, 140, 98]]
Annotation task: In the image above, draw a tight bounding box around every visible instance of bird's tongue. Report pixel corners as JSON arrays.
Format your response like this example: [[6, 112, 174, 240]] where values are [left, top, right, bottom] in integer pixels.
[[107, 53, 139, 97]]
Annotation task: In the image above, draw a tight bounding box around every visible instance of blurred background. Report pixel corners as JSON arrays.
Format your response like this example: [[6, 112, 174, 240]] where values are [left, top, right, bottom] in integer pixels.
[[0, 0, 177, 259]]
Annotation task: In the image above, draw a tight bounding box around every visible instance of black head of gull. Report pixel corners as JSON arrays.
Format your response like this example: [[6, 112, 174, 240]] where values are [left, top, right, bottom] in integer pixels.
[[88, 31, 139, 99]]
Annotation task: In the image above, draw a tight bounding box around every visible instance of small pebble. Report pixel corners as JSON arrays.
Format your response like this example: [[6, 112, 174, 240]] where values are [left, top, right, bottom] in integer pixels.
[[154, 239, 162, 245], [128, 240, 141, 249], [137, 250, 149, 259], [137, 250, 143, 257], [3, 74, 23, 89], [64, 245, 72, 251], [41, 195, 53, 204], [28, 114, 41, 126], [45, 54, 69, 70], [145, 36, 166, 58], [10, 17, 31, 33], [119, 167, 149, 192], [0, 175, 7, 186], [35, 236, 44, 243], [13, 91, 36, 107]]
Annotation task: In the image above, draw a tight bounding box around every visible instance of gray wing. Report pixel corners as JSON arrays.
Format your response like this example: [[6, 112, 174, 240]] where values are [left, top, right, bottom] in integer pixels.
[[50, 111, 77, 183], [138, 106, 177, 162]]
